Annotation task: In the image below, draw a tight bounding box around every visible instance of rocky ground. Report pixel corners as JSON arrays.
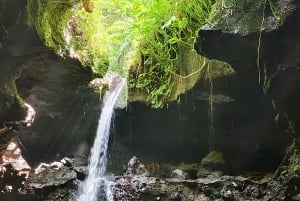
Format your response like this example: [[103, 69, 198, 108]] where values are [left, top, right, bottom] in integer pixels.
[[0, 143, 299, 201]]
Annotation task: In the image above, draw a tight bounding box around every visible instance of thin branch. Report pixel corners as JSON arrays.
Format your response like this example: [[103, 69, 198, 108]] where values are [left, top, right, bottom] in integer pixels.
[[171, 59, 207, 79]]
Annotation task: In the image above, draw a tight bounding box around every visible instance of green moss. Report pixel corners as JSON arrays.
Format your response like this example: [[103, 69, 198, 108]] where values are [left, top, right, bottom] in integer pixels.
[[169, 47, 206, 102], [71, 0, 113, 75], [286, 144, 300, 174], [201, 150, 226, 170], [27, 0, 77, 51], [0, 82, 25, 122], [128, 0, 215, 108], [27, 0, 117, 76]]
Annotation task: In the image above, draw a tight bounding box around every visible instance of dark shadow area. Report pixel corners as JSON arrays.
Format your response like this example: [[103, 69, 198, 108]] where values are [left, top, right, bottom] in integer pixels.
[[110, 71, 289, 175]]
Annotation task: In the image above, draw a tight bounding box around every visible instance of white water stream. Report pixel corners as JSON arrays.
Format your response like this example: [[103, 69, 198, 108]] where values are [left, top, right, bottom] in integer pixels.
[[77, 77, 126, 201]]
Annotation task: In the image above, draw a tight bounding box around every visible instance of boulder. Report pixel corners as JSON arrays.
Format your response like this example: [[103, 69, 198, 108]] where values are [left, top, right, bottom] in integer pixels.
[[124, 156, 149, 177], [28, 166, 77, 189], [201, 151, 226, 171], [175, 163, 200, 179], [171, 169, 189, 180], [27, 158, 77, 189], [1, 141, 31, 177]]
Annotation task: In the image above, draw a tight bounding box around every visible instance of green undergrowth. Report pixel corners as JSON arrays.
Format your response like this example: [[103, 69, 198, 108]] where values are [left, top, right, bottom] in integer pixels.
[[267, 0, 282, 23], [27, 0, 219, 107], [128, 0, 216, 108]]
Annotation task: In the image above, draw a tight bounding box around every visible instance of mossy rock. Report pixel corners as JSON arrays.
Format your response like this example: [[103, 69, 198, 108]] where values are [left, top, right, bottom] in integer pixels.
[[129, 51, 235, 106], [27, 0, 74, 51], [201, 150, 226, 171], [0, 82, 25, 122], [203, 0, 293, 35], [170, 58, 235, 101]]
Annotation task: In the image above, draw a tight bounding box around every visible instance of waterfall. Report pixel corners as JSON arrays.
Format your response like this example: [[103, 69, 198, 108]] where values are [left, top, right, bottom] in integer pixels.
[[207, 63, 215, 151], [77, 76, 126, 201]]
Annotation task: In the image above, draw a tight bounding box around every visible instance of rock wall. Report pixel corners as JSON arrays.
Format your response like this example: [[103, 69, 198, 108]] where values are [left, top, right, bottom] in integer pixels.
[[0, 0, 38, 122], [16, 49, 99, 166], [196, 0, 300, 132], [194, 0, 300, 169], [0, 0, 100, 164]]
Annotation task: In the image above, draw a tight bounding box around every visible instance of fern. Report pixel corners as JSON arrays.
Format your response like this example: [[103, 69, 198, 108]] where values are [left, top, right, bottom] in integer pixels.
[[267, 0, 282, 22], [27, 0, 216, 107]]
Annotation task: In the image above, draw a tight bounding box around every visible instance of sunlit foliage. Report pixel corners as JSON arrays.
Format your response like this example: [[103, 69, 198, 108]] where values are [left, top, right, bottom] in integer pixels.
[[27, 0, 215, 107]]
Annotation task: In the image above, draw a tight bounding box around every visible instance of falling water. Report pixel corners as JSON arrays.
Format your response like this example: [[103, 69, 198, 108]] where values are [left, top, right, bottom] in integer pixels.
[[207, 63, 215, 151], [77, 76, 126, 201]]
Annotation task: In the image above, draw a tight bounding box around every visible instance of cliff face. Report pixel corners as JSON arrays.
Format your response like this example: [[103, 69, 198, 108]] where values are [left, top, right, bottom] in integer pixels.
[[195, 0, 300, 146], [0, 0, 38, 122]]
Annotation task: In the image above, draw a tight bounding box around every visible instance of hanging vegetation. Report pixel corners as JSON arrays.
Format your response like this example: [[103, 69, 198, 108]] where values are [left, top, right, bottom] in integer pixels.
[[27, 0, 220, 107]]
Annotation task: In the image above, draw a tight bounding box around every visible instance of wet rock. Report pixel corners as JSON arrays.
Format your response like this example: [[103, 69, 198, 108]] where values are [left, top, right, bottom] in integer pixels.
[[103, 71, 128, 108], [72, 149, 89, 180], [112, 174, 254, 201], [42, 187, 71, 201], [196, 167, 213, 178], [32, 168, 76, 189], [0, 163, 27, 195], [0, 0, 40, 123], [176, 163, 200, 179], [10, 157, 84, 200], [26, 159, 77, 189], [1, 141, 31, 177], [15, 49, 98, 165], [198, 170, 224, 180], [155, 163, 177, 178], [293, 194, 300, 201], [140, 162, 177, 178], [170, 191, 182, 200], [73, 166, 88, 180], [0, 126, 16, 153], [201, 151, 226, 172], [89, 78, 109, 92], [275, 143, 300, 178], [22, 143, 299, 200], [103, 151, 300, 201], [0, 137, 32, 199], [171, 169, 189, 180], [196, 92, 235, 104], [124, 156, 149, 177]]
